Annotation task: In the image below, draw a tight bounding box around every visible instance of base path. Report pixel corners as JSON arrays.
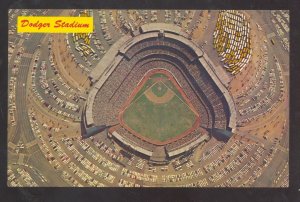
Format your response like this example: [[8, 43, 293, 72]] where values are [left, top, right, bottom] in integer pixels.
[[144, 85, 175, 104]]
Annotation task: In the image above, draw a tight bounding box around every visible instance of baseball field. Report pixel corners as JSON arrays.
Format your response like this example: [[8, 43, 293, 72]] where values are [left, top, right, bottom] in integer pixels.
[[120, 70, 199, 143]]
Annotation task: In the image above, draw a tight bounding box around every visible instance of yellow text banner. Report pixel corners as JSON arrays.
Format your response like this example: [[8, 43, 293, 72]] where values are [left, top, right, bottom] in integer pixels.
[[17, 16, 93, 33]]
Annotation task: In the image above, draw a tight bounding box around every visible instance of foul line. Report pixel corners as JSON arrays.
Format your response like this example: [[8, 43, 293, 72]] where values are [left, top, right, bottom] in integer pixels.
[[124, 81, 159, 111], [160, 80, 199, 116], [123, 76, 199, 118]]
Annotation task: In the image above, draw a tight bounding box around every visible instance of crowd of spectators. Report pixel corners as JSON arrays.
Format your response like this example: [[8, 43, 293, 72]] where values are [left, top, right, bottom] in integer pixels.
[[92, 37, 229, 154]]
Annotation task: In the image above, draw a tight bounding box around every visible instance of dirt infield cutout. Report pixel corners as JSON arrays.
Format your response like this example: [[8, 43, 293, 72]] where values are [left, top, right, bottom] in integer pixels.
[[144, 82, 175, 104]]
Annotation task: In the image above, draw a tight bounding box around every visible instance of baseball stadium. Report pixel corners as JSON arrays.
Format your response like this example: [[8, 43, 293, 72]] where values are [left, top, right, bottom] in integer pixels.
[[83, 23, 236, 163]]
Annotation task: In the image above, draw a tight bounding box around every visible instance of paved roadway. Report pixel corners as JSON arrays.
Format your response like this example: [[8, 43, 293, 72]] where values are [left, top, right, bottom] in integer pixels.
[[249, 10, 289, 70], [104, 10, 123, 42], [198, 10, 289, 187], [236, 10, 289, 140], [12, 56, 34, 144], [93, 10, 111, 50], [34, 39, 81, 116], [202, 10, 289, 126], [10, 44, 68, 186], [187, 10, 202, 31], [252, 150, 288, 187], [8, 9, 68, 186], [243, 11, 289, 187]]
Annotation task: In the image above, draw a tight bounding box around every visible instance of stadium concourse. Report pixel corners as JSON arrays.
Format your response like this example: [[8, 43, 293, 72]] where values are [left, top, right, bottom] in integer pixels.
[[8, 10, 289, 187]]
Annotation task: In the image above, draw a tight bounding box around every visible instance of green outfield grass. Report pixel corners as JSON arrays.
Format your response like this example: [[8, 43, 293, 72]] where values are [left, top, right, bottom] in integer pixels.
[[122, 73, 197, 142]]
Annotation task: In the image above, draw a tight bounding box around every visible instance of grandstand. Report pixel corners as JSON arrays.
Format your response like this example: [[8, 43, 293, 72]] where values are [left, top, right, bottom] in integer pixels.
[[83, 23, 236, 163]]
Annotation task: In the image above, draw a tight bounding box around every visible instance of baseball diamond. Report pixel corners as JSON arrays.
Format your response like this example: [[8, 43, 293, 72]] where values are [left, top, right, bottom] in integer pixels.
[[119, 69, 200, 144]]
